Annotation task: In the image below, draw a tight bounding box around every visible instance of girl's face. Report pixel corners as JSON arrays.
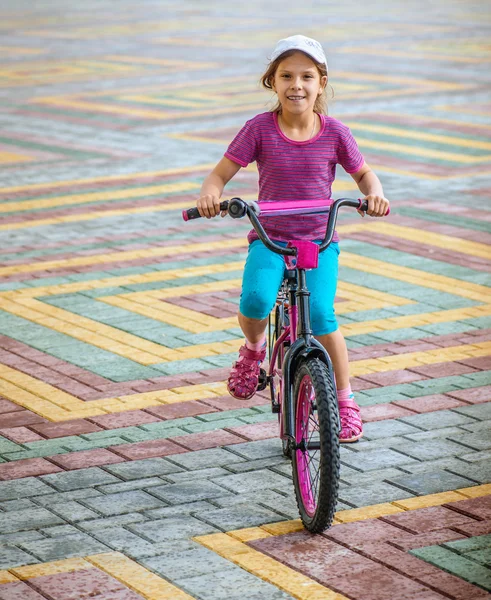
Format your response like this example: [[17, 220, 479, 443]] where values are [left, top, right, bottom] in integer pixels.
[[272, 51, 327, 116]]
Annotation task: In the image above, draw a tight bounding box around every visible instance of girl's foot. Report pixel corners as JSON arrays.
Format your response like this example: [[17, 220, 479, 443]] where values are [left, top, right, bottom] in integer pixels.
[[338, 396, 363, 443], [227, 344, 266, 400]]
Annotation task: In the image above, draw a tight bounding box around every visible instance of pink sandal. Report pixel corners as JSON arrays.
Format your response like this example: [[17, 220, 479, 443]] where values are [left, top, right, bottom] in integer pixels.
[[227, 344, 266, 400], [338, 397, 363, 443]]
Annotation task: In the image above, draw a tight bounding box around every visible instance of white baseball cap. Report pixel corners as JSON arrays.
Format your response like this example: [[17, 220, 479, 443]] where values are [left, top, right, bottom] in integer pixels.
[[270, 35, 328, 71]]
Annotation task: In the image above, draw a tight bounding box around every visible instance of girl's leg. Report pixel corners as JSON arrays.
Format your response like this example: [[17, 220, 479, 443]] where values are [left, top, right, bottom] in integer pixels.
[[228, 240, 284, 399], [315, 329, 350, 389]]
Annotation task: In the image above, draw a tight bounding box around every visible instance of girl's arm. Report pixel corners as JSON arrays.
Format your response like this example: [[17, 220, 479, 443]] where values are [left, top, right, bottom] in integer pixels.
[[197, 157, 242, 218], [350, 162, 389, 217]]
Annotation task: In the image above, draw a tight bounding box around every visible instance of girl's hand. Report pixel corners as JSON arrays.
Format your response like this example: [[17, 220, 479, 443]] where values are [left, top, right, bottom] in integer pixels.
[[197, 194, 227, 219], [357, 195, 390, 218]]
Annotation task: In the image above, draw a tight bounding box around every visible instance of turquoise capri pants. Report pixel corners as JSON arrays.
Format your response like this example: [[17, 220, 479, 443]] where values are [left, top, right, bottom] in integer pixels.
[[239, 239, 340, 336]]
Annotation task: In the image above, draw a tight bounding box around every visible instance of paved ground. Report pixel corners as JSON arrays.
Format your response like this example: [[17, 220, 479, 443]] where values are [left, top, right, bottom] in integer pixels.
[[0, 1, 490, 599]]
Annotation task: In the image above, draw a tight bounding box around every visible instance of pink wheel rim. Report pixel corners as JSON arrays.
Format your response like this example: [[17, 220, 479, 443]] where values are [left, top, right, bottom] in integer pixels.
[[295, 374, 321, 517]]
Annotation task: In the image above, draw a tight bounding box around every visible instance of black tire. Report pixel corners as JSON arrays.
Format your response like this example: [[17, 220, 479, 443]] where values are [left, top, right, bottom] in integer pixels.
[[291, 357, 340, 533]]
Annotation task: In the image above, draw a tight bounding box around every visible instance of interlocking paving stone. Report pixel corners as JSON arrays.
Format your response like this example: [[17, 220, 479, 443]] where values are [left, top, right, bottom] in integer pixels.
[[81, 490, 167, 516], [129, 516, 219, 542], [40, 467, 120, 491], [148, 480, 231, 505], [19, 533, 110, 562]]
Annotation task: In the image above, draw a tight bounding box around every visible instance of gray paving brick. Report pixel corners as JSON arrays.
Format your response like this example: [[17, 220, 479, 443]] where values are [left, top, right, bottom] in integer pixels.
[[403, 427, 472, 442], [339, 448, 418, 472], [398, 457, 472, 475], [41, 525, 80, 537], [398, 410, 477, 431], [129, 516, 219, 542], [142, 546, 234, 580], [102, 457, 184, 480], [19, 533, 109, 562], [148, 480, 231, 505], [338, 481, 414, 508], [199, 504, 285, 530], [211, 469, 291, 494], [50, 501, 101, 522], [446, 459, 491, 484], [164, 467, 232, 483], [387, 470, 477, 496], [0, 508, 64, 534], [165, 448, 245, 470], [0, 545, 38, 569], [176, 567, 293, 600], [224, 439, 283, 460], [447, 431, 491, 451], [81, 490, 167, 516], [362, 420, 422, 439], [0, 498, 37, 512], [145, 501, 219, 519], [453, 403, 491, 421], [0, 531, 46, 545], [224, 456, 288, 474], [97, 477, 166, 494], [79, 512, 149, 532], [0, 478, 54, 501], [339, 466, 408, 486], [395, 439, 476, 461], [33, 489, 103, 506], [40, 467, 120, 491]]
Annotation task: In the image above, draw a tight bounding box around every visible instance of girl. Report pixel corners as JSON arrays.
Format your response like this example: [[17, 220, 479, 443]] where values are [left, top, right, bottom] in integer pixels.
[[196, 35, 389, 442]]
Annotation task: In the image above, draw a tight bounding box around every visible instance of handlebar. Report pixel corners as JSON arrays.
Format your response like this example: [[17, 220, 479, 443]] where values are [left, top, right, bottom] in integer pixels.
[[182, 198, 389, 257]]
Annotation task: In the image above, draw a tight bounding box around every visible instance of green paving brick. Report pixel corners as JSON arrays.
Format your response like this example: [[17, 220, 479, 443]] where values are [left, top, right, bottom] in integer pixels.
[[152, 358, 216, 375], [410, 545, 491, 590], [0, 438, 22, 453], [444, 535, 491, 554], [181, 418, 246, 433]]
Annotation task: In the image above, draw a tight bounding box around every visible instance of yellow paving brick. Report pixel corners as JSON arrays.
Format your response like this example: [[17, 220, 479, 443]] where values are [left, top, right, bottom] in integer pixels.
[[228, 527, 273, 542], [341, 252, 491, 302], [0, 572, 19, 584], [393, 491, 467, 510], [335, 502, 405, 522], [194, 532, 251, 556], [261, 520, 304, 536], [0, 181, 200, 214], [360, 221, 491, 259], [456, 484, 491, 498], [11, 557, 91, 579], [87, 552, 194, 600]]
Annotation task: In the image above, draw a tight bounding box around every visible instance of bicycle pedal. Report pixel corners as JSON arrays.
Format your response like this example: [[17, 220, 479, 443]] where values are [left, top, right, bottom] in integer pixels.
[[256, 368, 268, 391]]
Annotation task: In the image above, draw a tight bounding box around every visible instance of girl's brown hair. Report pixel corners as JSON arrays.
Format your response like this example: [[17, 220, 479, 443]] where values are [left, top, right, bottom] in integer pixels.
[[260, 49, 330, 115]]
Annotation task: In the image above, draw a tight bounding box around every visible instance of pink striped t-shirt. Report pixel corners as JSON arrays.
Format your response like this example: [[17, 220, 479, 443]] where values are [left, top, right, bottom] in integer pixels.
[[224, 111, 364, 243]]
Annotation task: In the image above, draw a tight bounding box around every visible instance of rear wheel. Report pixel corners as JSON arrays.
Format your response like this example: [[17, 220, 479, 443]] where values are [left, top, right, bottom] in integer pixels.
[[291, 357, 340, 532]]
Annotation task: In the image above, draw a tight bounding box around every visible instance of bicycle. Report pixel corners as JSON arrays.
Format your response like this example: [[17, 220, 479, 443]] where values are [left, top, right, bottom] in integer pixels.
[[183, 197, 378, 532]]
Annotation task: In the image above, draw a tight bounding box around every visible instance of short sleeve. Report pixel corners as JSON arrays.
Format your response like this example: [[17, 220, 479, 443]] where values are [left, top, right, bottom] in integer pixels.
[[224, 119, 258, 168], [337, 125, 364, 174]]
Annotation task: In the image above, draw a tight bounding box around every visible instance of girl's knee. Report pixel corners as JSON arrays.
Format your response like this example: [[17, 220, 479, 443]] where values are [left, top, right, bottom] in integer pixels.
[[311, 306, 338, 336], [240, 290, 275, 320]]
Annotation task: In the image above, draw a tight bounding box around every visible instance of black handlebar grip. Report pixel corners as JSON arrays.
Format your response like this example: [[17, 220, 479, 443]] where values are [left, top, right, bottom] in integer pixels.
[[182, 201, 229, 221], [358, 199, 390, 216]]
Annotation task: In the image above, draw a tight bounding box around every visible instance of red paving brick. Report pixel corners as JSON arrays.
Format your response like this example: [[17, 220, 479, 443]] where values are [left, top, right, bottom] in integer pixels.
[[0, 398, 24, 413], [444, 495, 491, 520], [28, 568, 140, 600], [407, 361, 478, 378], [199, 394, 267, 410], [30, 419, 103, 439], [0, 410, 46, 428], [358, 369, 428, 386], [110, 438, 187, 460], [144, 400, 217, 419], [0, 426, 44, 443], [360, 402, 416, 422], [169, 429, 245, 451], [0, 581, 47, 600], [381, 505, 478, 534], [0, 457, 62, 480], [390, 528, 467, 551], [452, 519, 491, 536], [48, 448, 126, 470], [323, 518, 412, 548], [446, 385, 491, 404], [87, 410, 161, 429], [227, 420, 280, 440]]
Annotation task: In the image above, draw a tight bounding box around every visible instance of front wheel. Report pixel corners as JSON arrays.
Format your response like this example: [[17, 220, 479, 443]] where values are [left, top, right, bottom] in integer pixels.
[[291, 358, 340, 532]]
